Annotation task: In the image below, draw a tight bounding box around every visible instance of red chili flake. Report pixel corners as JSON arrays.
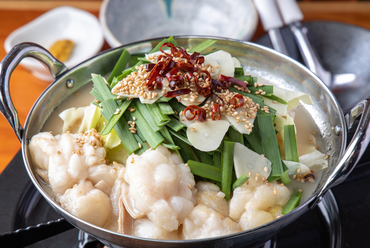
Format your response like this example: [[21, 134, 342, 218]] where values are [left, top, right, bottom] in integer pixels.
[[169, 75, 185, 90], [195, 70, 212, 96], [146, 62, 163, 88], [188, 52, 204, 64], [177, 46, 192, 61], [155, 76, 163, 89], [230, 94, 245, 109], [166, 68, 182, 81], [184, 105, 199, 121], [196, 108, 207, 122], [177, 61, 198, 72], [210, 93, 225, 106], [145, 63, 155, 72], [160, 42, 180, 57], [211, 104, 222, 120], [162, 57, 176, 75], [183, 105, 207, 122], [211, 79, 231, 91], [219, 74, 247, 88], [163, 89, 191, 98]]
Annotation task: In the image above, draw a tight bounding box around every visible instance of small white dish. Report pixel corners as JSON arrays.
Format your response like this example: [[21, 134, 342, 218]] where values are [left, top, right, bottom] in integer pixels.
[[4, 6, 104, 81], [99, 0, 259, 48]]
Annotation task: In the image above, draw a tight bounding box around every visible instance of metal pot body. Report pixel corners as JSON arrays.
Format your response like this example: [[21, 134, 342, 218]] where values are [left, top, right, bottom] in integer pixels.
[[1, 37, 370, 248]]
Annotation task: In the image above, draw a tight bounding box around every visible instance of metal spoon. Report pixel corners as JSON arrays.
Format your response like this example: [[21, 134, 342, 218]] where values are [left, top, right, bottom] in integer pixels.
[[275, 0, 357, 91]]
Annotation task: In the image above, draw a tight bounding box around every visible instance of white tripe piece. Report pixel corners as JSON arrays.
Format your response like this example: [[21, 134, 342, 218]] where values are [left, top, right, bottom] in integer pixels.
[[195, 181, 229, 217], [182, 204, 242, 239], [229, 182, 291, 231], [133, 218, 179, 240], [29, 129, 124, 228], [123, 145, 197, 232], [60, 180, 112, 227]]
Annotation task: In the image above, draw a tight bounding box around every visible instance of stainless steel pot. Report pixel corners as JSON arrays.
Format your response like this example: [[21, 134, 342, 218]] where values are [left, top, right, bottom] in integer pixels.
[[1, 37, 370, 248]]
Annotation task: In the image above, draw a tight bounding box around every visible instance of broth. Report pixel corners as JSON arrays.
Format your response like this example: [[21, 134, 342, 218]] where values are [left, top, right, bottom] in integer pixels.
[[40, 81, 323, 205]]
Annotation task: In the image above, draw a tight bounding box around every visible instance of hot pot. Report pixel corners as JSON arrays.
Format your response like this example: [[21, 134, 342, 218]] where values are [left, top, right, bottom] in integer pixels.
[[1, 37, 370, 248]]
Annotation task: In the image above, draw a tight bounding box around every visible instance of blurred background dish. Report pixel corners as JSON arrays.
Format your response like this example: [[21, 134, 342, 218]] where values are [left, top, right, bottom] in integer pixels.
[[99, 0, 259, 48], [256, 20, 370, 113], [4, 6, 104, 81]]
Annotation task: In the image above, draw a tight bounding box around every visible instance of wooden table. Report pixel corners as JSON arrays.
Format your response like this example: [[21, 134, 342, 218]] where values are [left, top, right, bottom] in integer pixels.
[[1, 1, 370, 173]]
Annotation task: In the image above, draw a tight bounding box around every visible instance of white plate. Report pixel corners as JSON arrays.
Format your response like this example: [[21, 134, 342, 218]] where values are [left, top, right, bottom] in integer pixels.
[[4, 6, 104, 81]]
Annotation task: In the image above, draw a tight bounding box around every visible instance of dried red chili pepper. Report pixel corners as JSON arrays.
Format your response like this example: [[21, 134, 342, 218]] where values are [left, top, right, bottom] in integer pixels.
[[210, 93, 225, 106], [163, 89, 191, 98], [146, 61, 163, 88], [177, 61, 198, 72], [160, 42, 180, 57], [162, 57, 176, 75], [211, 104, 222, 120], [145, 63, 155, 72], [211, 79, 231, 91], [183, 105, 207, 122], [196, 108, 207, 122], [195, 70, 212, 96], [165, 68, 182, 81], [229, 94, 245, 109], [219, 74, 247, 88], [184, 105, 199, 121]]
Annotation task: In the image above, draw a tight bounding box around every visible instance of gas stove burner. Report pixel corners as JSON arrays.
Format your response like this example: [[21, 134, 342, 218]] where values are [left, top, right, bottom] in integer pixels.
[[0, 151, 341, 248]]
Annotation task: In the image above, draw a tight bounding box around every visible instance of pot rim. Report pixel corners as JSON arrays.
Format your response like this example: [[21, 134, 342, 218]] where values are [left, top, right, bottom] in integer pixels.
[[14, 35, 349, 245]]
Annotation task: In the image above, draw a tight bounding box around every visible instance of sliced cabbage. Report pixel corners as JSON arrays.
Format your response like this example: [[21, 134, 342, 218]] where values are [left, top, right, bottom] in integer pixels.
[[233, 142, 272, 186], [273, 87, 313, 110], [59, 106, 85, 133], [263, 98, 288, 117], [102, 129, 121, 150], [106, 143, 129, 165], [274, 113, 295, 133], [187, 120, 229, 152], [204, 50, 235, 79], [78, 103, 102, 133], [299, 150, 328, 172], [283, 161, 311, 176]]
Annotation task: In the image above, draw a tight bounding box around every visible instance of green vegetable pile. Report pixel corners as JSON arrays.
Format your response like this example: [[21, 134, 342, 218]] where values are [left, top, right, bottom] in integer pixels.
[[89, 37, 305, 214]]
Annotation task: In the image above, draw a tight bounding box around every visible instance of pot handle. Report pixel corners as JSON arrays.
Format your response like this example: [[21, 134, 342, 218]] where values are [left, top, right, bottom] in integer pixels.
[[309, 99, 370, 209], [0, 42, 68, 141]]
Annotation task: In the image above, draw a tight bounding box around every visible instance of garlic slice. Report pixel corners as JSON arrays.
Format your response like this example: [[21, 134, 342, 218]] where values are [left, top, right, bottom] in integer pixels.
[[187, 120, 230, 152]]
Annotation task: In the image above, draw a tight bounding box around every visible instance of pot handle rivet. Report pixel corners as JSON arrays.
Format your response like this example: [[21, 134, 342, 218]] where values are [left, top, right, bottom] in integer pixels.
[[334, 126, 342, 136], [66, 79, 75, 89]]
